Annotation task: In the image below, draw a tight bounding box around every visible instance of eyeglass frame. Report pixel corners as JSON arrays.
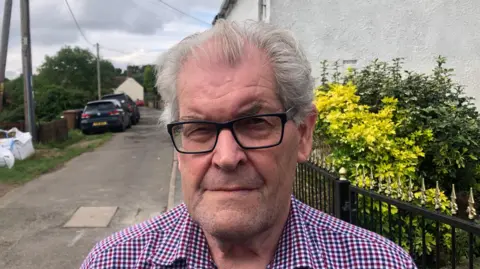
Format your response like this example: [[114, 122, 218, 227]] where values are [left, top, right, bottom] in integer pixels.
[[166, 107, 296, 154]]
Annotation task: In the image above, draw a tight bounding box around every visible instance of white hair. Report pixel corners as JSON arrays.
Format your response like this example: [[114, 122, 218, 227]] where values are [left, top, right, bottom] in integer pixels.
[[155, 19, 314, 126]]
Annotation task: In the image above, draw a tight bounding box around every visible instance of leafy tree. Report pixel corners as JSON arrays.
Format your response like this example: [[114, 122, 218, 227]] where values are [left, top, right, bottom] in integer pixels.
[[143, 65, 155, 93], [35, 85, 90, 121], [2, 46, 122, 123], [99, 60, 117, 93], [0, 76, 24, 122], [36, 46, 97, 93], [35, 46, 117, 98], [4, 75, 24, 106]]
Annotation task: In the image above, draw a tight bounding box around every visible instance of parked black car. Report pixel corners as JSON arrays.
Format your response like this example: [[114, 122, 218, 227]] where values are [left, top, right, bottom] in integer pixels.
[[80, 100, 130, 134], [101, 93, 140, 125]]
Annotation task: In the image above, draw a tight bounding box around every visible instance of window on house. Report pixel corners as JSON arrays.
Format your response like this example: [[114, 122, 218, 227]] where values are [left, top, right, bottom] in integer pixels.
[[260, 0, 270, 23]]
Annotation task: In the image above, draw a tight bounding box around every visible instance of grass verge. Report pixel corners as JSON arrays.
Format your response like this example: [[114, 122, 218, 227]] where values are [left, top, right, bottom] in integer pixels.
[[0, 130, 112, 184]]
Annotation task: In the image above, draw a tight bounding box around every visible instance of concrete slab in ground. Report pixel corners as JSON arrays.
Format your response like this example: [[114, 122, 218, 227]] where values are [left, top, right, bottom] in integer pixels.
[[63, 206, 118, 228]]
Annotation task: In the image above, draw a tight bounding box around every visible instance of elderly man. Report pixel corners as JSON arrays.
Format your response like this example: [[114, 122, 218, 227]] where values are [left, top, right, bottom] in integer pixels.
[[80, 19, 416, 269]]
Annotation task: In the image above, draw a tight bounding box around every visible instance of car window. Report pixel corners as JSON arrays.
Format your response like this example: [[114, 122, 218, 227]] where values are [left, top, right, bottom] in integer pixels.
[[103, 95, 125, 101], [85, 102, 116, 112]]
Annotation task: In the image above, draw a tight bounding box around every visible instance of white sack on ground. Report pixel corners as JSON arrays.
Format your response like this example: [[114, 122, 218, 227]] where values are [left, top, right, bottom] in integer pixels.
[[0, 147, 15, 169], [0, 128, 35, 160]]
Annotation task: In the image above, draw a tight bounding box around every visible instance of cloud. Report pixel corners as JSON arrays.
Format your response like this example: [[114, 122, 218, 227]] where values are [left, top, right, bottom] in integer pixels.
[[1, 0, 222, 78]]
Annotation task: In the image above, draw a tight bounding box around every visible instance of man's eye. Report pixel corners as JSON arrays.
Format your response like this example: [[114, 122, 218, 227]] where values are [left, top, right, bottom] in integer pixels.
[[184, 125, 215, 137]]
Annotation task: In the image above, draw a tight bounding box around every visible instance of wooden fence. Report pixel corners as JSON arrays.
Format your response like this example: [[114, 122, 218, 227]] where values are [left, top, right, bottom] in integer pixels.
[[37, 119, 68, 143], [0, 119, 68, 143], [0, 121, 26, 132]]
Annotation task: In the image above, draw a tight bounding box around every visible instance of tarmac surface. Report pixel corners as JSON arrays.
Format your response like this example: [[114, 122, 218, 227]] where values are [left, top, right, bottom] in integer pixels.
[[0, 107, 177, 269]]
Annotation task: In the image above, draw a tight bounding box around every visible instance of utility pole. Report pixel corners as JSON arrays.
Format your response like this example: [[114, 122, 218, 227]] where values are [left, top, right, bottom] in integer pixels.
[[20, 0, 36, 141], [0, 0, 13, 112], [96, 43, 101, 100]]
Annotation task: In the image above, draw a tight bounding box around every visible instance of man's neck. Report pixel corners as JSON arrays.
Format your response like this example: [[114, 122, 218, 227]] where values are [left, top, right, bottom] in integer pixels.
[[203, 201, 291, 269]]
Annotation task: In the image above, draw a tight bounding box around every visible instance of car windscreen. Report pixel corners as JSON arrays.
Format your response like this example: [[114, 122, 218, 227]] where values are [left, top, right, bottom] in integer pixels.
[[103, 95, 126, 102], [85, 102, 116, 112]]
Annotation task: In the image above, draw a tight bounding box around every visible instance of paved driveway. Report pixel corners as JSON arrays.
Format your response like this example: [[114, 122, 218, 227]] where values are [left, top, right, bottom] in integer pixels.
[[0, 107, 174, 269]]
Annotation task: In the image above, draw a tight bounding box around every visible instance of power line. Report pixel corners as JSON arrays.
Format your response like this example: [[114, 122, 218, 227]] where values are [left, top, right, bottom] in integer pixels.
[[100, 45, 164, 56], [156, 0, 210, 26], [100, 45, 130, 55], [63, 0, 157, 56], [63, 0, 93, 46], [63, 0, 167, 57]]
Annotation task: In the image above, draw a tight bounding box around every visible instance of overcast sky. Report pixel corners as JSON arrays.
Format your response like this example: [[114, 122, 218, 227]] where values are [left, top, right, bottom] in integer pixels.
[[1, 0, 223, 79]]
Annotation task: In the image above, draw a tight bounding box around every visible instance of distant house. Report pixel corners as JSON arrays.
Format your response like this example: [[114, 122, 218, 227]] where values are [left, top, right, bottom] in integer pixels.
[[114, 77, 144, 101], [214, 0, 480, 109]]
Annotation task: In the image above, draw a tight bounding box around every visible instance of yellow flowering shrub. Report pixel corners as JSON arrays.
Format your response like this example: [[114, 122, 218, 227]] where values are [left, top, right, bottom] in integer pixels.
[[314, 82, 432, 183], [313, 83, 457, 259]]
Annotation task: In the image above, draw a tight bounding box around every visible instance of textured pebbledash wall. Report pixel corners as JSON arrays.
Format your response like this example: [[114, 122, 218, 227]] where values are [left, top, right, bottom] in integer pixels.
[[269, 0, 480, 108]]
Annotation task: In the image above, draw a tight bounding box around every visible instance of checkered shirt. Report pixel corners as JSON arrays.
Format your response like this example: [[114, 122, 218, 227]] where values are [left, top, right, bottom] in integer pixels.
[[80, 196, 417, 269]]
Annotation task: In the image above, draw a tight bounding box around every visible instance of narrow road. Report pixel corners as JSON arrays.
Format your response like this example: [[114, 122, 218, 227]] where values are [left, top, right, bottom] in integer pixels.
[[0, 107, 174, 269]]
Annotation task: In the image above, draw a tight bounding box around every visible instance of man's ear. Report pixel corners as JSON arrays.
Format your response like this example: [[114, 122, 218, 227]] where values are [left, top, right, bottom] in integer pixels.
[[297, 104, 318, 163]]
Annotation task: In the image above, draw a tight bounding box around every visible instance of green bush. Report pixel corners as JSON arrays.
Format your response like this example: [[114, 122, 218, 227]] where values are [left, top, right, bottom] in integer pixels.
[[35, 85, 91, 122], [313, 67, 480, 266], [320, 57, 480, 194], [0, 106, 24, 123]]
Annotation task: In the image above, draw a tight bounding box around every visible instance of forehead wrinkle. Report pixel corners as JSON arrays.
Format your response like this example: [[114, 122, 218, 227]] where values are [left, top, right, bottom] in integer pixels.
[[176, 42, 278, 122]]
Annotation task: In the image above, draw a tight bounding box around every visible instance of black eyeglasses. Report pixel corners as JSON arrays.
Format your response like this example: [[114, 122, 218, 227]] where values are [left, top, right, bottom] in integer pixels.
[[167, 108, 295, 154]]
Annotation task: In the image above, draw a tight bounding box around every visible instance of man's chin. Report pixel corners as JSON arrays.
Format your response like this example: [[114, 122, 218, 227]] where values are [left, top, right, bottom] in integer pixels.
[[193, 203, 269, 241], [202, 210, 267, 242]]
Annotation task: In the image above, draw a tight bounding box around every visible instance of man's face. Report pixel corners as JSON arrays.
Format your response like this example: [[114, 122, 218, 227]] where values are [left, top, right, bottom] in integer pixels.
[[176, 43, 315, 240]]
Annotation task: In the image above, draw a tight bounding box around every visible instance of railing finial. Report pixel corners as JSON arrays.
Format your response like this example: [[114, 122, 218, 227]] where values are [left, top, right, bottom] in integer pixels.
[[386, 176, 392, 196], [397, 175, 403, 200], [339, 167, 347, 181], [450, 184, 458, 215], [407, 176, 414, 202], [420, 177, 426, 206], [354, 164, 360, 186], [361, 164, 366, 188], [467, 187, 477, 220], [378, 175, 383, 194], [370, 167, 375, 190], [434, 181, 441, 210]]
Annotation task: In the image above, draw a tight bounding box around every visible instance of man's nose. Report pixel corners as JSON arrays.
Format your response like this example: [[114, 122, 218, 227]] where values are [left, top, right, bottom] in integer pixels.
[[212, 129, 247, 171]]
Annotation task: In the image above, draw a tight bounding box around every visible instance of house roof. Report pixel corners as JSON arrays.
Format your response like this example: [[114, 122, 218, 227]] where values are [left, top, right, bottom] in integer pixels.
[[116, 77, 143, 90], [113, 76, 127, 88], [212, 0, 237, 25]]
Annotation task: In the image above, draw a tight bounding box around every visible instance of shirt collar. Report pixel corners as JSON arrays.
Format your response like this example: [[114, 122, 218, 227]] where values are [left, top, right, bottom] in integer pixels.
[[149, 204, 213, 268], [268, 196, 316, 268], [150, 196, 317, 269]]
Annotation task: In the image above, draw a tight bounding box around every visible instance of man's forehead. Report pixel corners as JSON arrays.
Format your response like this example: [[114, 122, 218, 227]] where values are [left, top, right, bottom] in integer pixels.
[[175, 39, 279, 120]]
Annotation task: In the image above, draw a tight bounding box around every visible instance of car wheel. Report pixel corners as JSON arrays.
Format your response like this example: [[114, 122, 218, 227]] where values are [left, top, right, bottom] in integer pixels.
[[82, 130, 90, 135]]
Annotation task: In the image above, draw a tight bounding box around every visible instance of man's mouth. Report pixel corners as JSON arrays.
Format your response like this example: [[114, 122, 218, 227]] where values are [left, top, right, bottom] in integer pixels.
[[208, 187, 257, 192]]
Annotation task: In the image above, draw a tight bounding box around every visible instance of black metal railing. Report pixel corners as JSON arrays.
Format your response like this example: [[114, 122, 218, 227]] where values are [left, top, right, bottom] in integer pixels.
[[295, 161, 480, 269], [294, 162, 335, 215]]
